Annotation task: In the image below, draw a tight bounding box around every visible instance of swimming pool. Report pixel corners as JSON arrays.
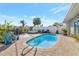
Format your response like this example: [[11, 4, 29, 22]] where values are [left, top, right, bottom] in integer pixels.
[[26, 34, 57, 49]]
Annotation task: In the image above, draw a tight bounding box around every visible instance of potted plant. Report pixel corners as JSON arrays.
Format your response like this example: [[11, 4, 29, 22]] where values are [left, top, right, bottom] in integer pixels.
[[62, 29, 67, 35]]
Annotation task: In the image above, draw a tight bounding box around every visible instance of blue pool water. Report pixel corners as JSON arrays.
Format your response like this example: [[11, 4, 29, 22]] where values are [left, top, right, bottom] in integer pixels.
[[26, 34, 57, 49]]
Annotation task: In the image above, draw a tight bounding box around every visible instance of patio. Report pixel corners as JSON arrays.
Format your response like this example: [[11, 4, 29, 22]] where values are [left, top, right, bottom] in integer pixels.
[[0, 34, 79, 56]]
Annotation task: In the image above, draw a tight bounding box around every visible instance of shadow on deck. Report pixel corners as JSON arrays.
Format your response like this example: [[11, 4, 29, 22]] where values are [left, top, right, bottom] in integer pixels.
[[0, 44, 11, 52]]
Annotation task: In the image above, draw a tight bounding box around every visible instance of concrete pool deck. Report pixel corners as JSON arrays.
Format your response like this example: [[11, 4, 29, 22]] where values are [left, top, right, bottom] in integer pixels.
[[0, 34, 79, 56]]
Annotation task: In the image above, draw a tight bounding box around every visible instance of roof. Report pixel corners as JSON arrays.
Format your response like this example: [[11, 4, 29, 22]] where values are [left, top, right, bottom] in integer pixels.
[[64, 3, 79, 23]]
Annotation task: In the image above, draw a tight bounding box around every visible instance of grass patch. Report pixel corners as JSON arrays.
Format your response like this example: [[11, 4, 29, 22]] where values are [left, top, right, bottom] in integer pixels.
[[72, 35, 79, 42]]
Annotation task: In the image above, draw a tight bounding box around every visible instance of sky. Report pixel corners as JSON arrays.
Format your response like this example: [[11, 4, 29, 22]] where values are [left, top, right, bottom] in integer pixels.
[[0, 3, 71, 26]]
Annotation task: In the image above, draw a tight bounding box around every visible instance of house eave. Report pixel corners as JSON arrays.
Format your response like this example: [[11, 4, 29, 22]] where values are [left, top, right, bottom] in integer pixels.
[[64, 3, 79, 23]]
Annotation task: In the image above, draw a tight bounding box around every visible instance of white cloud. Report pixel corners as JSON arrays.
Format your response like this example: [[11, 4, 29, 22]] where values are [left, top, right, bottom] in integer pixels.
[[54, 6, 69, 14], [30, 16, 42, 19], [41, 16, 63, 26], [49, 8, 57, 12], [0, 14, 64, 26], [23, 15, 28, 18], [0, 14, 24, 26], [0, 14, 42, 26], [49, 4, 71, 14]]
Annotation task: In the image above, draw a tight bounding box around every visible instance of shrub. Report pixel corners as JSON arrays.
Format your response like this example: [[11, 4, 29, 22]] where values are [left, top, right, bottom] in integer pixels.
[[38, 30, 41, 33], [0, 35, 4, 43], [62, 29, 67, 35], [72, 35, 79, 41], [56, 30, 59, 34]]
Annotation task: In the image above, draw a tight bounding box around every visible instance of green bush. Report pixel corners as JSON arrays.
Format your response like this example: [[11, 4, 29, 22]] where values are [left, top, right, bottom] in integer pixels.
[[0, 39, 4, 43], [0, 35, 4, 43], [62, 29, 67, 35], [72, 35, 79, 41], [0, 31, 5, 43]]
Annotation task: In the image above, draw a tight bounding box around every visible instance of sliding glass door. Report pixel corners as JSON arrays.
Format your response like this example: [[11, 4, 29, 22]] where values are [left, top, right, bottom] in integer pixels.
[[78, 21, 79, 35], [74, 20, 79, 35]]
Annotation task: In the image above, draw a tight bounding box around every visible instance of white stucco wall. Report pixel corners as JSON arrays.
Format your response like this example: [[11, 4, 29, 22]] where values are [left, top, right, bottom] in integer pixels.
[[48, 26, 57, 33], [32, 26, 57, 33], [64, 4, 79, 36], [68, 14, 79, 35]]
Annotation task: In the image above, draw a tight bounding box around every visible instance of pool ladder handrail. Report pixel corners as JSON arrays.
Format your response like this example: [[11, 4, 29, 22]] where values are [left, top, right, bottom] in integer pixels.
[[21, 46, 37, 56]]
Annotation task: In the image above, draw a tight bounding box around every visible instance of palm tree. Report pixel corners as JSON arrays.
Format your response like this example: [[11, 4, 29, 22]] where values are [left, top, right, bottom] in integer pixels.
[[20, 20, 25, 27], [20, 20, 28, 33], [2, 20, 13, 31], [6, 22, 13, 30]]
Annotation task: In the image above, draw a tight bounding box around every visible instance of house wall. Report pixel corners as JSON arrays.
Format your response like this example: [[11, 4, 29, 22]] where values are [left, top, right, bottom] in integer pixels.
[[32, 26, 57, 33], [67, 14, 79, 36], [66, 21, 71, 35], [48, 26, 57, 33]]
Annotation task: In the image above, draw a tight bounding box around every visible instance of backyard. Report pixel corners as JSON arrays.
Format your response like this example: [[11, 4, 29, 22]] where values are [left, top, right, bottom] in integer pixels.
[[0, 3, 79, 56], [0, 19, 79, 56]]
